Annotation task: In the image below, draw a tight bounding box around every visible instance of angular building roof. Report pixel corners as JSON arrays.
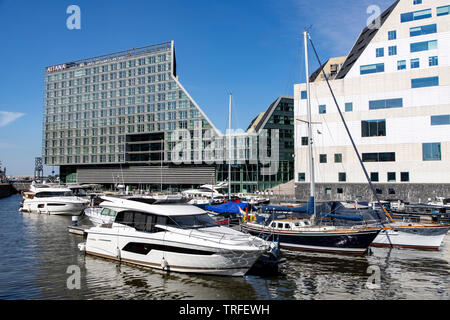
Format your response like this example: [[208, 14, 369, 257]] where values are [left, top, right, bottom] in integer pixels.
[[335, 0, 400, 79], [246, 96, 293, 133]]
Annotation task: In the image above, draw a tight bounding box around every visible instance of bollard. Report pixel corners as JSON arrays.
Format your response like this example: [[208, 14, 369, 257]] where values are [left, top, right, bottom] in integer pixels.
[[72, 216, 78, 226]]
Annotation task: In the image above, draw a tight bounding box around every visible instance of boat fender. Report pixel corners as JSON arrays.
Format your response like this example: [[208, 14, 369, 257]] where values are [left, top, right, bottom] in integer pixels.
[[116, 247, 121, 260]]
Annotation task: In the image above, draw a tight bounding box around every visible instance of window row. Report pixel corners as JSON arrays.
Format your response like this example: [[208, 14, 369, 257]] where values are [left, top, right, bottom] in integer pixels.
[[297, 171, 410, 182], [46, 54, 171, 80], [47, 73, 172, 91]]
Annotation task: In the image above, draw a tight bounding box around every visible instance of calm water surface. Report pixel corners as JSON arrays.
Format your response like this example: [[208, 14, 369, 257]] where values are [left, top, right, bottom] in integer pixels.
[[0, 194, 448, 300]]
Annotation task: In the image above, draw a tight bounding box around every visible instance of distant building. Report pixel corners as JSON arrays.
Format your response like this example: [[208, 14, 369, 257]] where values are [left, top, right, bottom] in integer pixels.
[[294, 0, 450, 202], [309, 56, 347, 83], [225, 96, 294, 193]]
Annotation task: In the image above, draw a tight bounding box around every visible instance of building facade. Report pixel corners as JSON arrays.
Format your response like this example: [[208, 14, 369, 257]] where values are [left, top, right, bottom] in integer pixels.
[[294, 0, 450, 202], [43, 41, 294, 192], [217, 96, 294, 193]]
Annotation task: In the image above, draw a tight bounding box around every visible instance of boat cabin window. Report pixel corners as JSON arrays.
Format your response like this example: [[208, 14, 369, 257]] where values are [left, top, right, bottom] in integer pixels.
[[72, 189, 87, 196], [169, 214, 218, 229], [114, 210, 159, 233], [114, 211, 218, 232], [277, 223, 283, 229], [35, 191, 74, 198], [101, 208, 116, 216], [284, 223, 291, 229], [270, 222, 276, 228]]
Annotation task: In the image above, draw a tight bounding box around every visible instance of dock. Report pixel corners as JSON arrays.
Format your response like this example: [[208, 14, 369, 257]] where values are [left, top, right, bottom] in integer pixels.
[[68, 225, 90, 236], [391, 204, 450, 223], [0, 183, 16, 199]]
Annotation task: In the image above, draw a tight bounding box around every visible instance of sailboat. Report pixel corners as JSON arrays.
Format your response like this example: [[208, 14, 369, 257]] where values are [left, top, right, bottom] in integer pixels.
[[240, 31, 381, 255], [303, 31, 450, 251]]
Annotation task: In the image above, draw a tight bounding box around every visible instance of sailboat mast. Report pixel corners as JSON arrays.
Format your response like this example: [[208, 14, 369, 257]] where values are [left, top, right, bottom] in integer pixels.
[[303, 30, 316, 219], [228, 93, 232, 201]]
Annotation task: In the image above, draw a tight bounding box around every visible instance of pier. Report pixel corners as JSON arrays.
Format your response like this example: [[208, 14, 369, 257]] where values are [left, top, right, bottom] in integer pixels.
[[0, 183, 15, 199]]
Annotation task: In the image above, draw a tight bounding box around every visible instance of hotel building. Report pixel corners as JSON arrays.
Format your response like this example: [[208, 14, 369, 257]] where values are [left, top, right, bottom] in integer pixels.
[[43, 41, 294, 192], [294, 0, 450, 202]]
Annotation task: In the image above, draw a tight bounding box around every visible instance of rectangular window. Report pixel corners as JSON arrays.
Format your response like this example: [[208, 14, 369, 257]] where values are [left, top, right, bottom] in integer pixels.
[[301, 90, 307, 99], [397, 60, 406, 70], [338, 172, 346, 182], [401, 8, 432, 22], [370, 172, 379, 182], [387, 172, 396, 182], [344, 102, 353, 112], [298, 173, 306, 182], [376, 48, 384, 57], [361, 119, 386, 137], [411, 76, 439, 88], [301, 137, 308, 146], [409, 24, 437, 37], [319, 105, 326, 114], [431, 115, 450, 126], [437, 5, 450, 16], [362, 152, 395, 162], [388, 30, 397, 40], [319, 154, 327, 163], [422, 142, 441, 161], [410, 40, 437, 52], [413, 0, 422, 4], [388, 46, 397, 56], [401, 172, 410, 182], [334, 153, 342, 163], [360, 63, 384, 75], [411, 58, 420, 69], [429, 56, 438, 66], [369, 98, 403, 110]]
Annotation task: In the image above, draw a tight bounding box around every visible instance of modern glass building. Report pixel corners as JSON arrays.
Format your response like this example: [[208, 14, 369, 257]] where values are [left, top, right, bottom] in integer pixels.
[[217, 96, 295, 193], [43, 41, 295, 192]]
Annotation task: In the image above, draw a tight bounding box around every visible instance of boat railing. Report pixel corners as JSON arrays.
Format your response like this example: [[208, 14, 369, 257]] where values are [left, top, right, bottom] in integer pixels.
[[109, 221, 260, 244]]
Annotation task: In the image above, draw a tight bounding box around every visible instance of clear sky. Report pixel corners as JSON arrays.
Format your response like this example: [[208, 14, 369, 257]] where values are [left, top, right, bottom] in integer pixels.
[[0, 0, 393, 176]]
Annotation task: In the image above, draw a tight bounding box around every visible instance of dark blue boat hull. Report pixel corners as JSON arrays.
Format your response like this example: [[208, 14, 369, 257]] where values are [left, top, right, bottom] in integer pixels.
[[241, 225, 380, 255]]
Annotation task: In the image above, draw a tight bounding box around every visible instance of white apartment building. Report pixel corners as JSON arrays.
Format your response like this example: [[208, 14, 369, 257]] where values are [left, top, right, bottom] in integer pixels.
[[294, 0, 450, 202]]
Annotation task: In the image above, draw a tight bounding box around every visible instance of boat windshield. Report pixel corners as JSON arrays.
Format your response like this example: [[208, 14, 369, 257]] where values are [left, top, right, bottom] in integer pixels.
[[169, 214, 218, 229], [35, 191, 74, 198]]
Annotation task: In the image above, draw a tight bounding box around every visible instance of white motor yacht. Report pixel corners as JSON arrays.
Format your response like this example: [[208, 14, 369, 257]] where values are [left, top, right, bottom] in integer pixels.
[[181, 182, 227, 202], [78, 196, 270, 276], [21, 184, 89, 216]]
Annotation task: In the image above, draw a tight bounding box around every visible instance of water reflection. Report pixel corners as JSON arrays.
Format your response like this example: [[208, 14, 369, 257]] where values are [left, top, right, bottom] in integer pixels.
[[81, 254, 264, 300], [0, 194, 448, 300]]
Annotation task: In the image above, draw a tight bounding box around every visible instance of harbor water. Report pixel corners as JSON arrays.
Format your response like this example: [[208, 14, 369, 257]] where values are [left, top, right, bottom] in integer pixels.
[[0, 194, 448, 300]]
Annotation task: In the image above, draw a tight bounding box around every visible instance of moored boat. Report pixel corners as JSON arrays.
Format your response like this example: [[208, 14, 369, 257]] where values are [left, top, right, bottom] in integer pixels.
[[79, 196, 271, 276], [371, 222, 449, 251], [20, 184, 89, 216]]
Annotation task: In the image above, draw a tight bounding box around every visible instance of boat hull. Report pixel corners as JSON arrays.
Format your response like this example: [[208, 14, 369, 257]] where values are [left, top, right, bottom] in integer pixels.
[[371, 225, 449, 251], [83, 228, 265, 276], [241, 225, 380, 255], [21, 199, 87, 216], [84, 249, 261, 276]]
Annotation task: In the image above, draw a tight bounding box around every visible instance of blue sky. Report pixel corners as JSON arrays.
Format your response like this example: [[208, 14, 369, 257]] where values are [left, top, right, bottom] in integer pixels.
[[0, 0, 393, 175]]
